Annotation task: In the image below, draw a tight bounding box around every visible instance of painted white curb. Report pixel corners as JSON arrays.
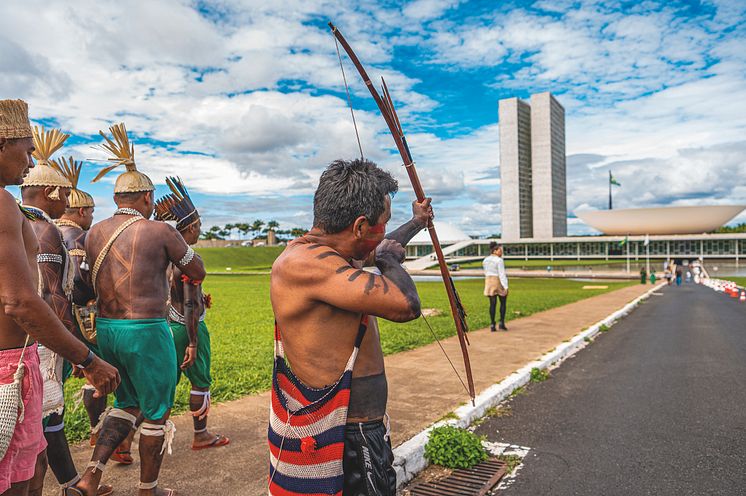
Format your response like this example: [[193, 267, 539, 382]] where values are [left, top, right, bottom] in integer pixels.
[[393, 282, 666, 487]]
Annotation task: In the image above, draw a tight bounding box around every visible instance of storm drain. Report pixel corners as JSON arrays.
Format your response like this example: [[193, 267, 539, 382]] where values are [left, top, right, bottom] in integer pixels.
[[408, 459, 508, 496]]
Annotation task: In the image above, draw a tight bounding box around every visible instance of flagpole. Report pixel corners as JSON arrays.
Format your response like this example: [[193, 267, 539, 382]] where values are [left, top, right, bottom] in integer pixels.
[[646, 235, 650, 280], [609, 171, 612, 210]]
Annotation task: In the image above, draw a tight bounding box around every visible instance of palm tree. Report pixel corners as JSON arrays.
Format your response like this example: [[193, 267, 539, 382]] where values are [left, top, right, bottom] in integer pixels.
[[250, 220, 265, 238], [290, 227, 306, 238], [265, 220, 280, 233], [224, 223, 236, 239]]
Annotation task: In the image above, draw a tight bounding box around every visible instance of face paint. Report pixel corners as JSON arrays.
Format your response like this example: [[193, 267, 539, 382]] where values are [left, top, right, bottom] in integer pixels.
[[360, 222, 386, 254]]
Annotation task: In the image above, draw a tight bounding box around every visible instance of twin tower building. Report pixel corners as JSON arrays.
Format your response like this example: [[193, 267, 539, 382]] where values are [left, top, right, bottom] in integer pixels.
[[499, 92, 567, 241]]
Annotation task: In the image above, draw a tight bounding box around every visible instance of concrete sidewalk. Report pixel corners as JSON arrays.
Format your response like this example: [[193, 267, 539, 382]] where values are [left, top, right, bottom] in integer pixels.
[[45, 284, 651, 495]]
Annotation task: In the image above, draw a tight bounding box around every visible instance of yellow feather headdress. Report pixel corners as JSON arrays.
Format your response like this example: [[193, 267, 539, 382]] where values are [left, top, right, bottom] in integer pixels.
[[21, 126, 73, 197], [51, 156, 95, 208], [92, 123, 154, 194]]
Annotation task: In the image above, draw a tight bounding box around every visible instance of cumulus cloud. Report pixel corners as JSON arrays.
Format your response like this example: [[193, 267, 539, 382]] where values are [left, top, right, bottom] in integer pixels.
[[1, 0, 744, 237]]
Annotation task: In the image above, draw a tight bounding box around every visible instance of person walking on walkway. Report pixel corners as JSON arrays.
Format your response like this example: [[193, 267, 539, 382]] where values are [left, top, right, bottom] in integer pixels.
[[483, 241, 508, 332]]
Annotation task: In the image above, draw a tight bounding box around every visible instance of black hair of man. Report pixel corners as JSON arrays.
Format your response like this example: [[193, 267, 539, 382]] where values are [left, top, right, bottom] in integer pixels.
[[489, 241, 499, 252], [313, 158, 398, 234], [114, 191, 146, 203]]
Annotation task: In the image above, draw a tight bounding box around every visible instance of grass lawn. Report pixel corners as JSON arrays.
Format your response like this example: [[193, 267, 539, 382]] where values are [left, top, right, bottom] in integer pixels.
[[62, 275, 633, 442], [197, 246, 284, 272], [730, 277, 746, 287]]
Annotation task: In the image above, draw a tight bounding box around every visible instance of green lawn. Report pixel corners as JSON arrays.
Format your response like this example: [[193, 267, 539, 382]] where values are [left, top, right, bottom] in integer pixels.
[[730, 277, 746, 287], [196, 246, 284, 272], [62, 275, 633, 442]]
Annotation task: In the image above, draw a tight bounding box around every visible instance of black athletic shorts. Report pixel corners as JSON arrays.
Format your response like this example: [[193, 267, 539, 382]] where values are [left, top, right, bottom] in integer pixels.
[[343, 420, 397, 496]]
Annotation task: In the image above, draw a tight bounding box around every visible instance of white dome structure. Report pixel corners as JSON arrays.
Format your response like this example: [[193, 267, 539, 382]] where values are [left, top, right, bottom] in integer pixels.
[[575, 205, 746, 235], [410, 221, 470, 244]]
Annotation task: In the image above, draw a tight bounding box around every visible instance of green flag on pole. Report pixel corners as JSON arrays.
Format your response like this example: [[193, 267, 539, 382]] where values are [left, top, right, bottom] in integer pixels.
[[619, 236, 628, 247], [610, 174, 621, 187]]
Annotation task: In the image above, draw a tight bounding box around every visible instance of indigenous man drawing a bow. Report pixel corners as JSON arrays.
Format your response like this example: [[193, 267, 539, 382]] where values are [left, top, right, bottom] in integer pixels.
[[269, 159, 432, 496]]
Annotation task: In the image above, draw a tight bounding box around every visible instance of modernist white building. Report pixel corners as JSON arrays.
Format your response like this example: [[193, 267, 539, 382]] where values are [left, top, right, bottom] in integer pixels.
[[499, 92, 567, 241]]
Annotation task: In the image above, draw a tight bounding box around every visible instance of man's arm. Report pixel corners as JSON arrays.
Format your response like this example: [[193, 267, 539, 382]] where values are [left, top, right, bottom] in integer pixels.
[[163, 224, 206, 282], [385, 198, 433, 247], [36, 228, 74, 331], [0, 193, 119, 394], [180, 280, 199, 370], [289, 239, 420, 322]]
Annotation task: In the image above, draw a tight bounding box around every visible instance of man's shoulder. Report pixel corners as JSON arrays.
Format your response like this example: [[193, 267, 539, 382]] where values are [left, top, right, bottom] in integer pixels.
[[273, 239, 343, 279], [0, 189, 22, 219]]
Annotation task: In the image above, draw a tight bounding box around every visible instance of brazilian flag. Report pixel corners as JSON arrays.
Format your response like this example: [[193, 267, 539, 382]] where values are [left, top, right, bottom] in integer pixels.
[[619, 235, 628, 247], [610, 173, 621, 187]]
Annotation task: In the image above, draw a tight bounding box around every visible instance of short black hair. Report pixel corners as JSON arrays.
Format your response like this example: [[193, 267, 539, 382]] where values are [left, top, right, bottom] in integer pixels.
[[114, 191, 148, 203], [489, 241, 501, 252], [313, 159, 398, 234]]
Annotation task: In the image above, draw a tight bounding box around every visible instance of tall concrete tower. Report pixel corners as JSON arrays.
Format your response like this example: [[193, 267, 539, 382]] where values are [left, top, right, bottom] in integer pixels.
[[498, 92, 566, 240], [530, 92, 567, 238], [498, 97, 533, 241]]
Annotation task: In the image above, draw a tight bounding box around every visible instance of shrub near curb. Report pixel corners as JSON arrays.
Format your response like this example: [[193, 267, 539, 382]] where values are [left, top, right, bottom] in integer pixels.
[[424, 426, 488, 469]]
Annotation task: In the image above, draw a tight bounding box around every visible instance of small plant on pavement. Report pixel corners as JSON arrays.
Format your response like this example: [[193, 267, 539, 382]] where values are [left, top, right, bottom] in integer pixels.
[[496, 454, 523, 474], [424, 426, 488, 469], [530, 367, 550, 382], [599, 324, 610, 332]]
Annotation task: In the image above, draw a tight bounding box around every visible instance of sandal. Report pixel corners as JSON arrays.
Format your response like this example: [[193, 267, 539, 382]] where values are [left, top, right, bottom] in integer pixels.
[[63, 485, 113, 496], [192, 434, 230, 451], [111, 449, 134, 465]]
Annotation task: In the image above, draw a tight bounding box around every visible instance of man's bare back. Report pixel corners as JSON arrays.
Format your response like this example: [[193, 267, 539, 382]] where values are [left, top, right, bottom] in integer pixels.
[[86, 215, 198, 319], [270, 235, 419, 390], [0, 190, 41, 349]]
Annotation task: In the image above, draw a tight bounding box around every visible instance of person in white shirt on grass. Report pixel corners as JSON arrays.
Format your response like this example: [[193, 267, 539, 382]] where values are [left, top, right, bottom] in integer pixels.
[[483, 241, 509, 332]]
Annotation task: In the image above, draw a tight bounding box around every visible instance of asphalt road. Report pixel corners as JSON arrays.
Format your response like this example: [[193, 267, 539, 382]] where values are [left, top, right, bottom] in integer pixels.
[[476, 283, 746, 496]]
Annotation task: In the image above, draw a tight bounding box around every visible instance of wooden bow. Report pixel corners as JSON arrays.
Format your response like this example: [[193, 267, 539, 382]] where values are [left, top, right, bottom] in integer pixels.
[[329, 22, 476, 405]]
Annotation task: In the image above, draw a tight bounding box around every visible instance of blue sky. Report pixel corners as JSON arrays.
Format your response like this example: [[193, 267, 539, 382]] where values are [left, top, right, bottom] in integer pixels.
[[2, 0, 745, 235]]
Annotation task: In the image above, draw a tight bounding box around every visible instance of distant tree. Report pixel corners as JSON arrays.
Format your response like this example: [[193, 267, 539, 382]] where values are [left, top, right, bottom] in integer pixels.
[[224, 223, 236, 239], [202, 225, 225, 240], [290, 227, 307, 238], [237, 223, 251, 239], [251, 219, 265, 236], [716, 223, 746, 233], [264, 220, 280, 233]]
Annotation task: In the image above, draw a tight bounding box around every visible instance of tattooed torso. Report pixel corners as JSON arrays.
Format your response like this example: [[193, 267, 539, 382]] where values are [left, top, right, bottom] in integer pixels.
[[270, 234, 420, 421], [86, 216, 187, 320], [31, 219, 74, 332]]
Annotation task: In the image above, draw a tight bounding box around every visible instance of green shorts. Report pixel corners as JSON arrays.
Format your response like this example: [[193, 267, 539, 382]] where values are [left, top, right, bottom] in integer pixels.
[[96, 318, 177, 421], [170, 321, 212, 389]]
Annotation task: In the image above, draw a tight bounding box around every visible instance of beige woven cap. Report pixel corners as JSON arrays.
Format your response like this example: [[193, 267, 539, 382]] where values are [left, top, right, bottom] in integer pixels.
[[93, 123, 154, 194], [0, 99, 33, 139], [21, 126, 73, 191], [52, 156, 95, 208]]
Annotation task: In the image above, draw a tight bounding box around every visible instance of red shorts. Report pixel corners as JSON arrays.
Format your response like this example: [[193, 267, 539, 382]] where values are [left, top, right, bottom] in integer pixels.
[[0, 343, 46, 492]]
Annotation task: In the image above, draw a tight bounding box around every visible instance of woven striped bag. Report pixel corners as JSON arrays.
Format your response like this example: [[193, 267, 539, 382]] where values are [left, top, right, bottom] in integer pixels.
[[0, 336, 30, 461], [269, 316, 368, 496]]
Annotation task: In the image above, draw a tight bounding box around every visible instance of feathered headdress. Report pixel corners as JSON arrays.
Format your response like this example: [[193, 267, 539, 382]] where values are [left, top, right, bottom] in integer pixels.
[[92, 123, 154, 194], [51, 156, 95, 208], [0, 99, 33, 139], [21, 127, 73, 199], [155, 177, 200, 231]]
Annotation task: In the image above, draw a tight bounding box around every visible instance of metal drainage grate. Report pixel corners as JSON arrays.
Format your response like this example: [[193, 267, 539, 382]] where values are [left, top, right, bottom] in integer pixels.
[[408, 459, 508, 496]]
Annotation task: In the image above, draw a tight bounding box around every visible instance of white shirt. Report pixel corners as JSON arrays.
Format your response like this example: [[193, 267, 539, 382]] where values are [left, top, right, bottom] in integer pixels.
[[483, 255, 508, 290]]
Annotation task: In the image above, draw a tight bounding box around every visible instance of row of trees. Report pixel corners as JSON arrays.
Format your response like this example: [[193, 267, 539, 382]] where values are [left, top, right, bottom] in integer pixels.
[[200, 219, 307, 241]]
